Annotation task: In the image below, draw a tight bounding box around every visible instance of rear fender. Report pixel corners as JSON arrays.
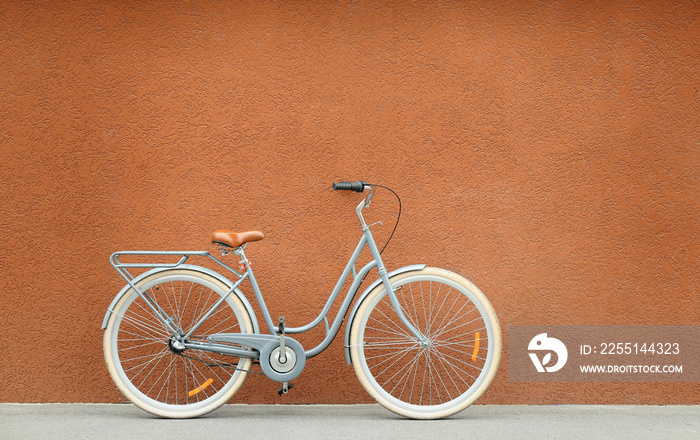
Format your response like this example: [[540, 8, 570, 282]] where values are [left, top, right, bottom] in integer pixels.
[[100, 264, 260, 334]]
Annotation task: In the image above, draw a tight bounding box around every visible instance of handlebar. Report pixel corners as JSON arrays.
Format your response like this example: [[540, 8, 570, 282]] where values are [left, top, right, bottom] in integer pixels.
[[332, 181, 401, 255], [332, 181, 368, 192]]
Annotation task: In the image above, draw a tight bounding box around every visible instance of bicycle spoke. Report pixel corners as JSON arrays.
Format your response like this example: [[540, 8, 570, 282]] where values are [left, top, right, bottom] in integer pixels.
[[388, 349, 424, 398], [153, 356, 177, 403], [185, 351, 229, 387], [190, 287, 216, 331], [175, 281, 185, 329], [432, 336, 484, 348], [117, 328, 166, 345], [427, 352, 442, 404], [118, 308, 169, 339], [401, 283, 421, 334], [431, 287, 463, 335], [179, 281, 195, 331], [118, 338, 165, 353], [433, 316, 483, 341], [365, 344, 416, 368], [368, 305, 414, 339], [426, 281, 443, 335], [135, 350, 173, 391], [161, 282, 178, 329], [122, 348, 169, 372], [435, 344, 488, 364], [431, 299, 477, 338], [430, 348, 482, 377], [438, 326, 486, 343], [431, 348, 464, 394], [377, 348, 422, 389], [420, 282, 429, 336], [432, 349, 473, 388], [197, 306, 239, 335], [362, 339, 420, 349]]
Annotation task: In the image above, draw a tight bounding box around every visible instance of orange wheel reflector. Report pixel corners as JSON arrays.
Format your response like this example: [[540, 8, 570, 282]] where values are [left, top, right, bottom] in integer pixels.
[[188, 378, 214, 397], [472, 332, 480, 361]]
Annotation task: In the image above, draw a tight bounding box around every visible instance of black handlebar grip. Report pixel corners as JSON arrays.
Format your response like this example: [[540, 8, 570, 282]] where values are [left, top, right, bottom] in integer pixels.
[[332, 181, 366, 192]]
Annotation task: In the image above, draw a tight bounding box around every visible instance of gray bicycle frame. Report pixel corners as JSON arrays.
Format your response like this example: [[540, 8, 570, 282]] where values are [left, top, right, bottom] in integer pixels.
[[109, 190, 423, 361]]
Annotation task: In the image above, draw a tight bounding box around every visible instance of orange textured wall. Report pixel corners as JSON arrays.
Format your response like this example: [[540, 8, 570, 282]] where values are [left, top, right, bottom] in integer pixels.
[[0, 1, 698, 404]]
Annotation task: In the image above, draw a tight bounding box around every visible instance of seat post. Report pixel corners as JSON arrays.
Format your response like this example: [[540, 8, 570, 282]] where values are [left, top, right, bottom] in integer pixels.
[[233, 245, 250, 271]]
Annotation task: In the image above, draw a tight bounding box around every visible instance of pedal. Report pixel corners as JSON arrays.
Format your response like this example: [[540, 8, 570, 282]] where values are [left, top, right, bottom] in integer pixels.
[[277, 381, 294, 396]]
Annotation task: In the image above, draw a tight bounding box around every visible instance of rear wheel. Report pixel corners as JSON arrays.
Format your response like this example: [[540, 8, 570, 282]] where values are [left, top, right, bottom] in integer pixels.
[[103, 269, 254, 418], [349, 267, 501, 419]]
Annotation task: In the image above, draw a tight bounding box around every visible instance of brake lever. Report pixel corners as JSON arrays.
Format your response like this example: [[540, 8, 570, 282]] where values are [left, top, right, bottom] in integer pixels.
[[364, 185, 374, 207]]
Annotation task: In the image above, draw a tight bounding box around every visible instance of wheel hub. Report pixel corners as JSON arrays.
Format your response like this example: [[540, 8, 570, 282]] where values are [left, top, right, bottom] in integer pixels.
[[168, 337, 186, 354], [418, 336, 431, 350]]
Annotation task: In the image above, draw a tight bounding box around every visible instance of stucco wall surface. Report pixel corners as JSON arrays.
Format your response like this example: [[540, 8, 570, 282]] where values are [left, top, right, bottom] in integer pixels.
[[0, 1, 698, 404]]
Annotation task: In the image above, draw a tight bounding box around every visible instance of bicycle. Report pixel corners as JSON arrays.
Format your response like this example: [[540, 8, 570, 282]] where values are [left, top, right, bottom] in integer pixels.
[[102, 181, 502, 419]]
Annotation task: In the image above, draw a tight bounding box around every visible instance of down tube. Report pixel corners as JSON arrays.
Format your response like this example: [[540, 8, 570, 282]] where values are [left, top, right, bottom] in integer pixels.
[[303, 258, 378, 358], [285, 235, 370, 334], [249, 235, 375, 338]]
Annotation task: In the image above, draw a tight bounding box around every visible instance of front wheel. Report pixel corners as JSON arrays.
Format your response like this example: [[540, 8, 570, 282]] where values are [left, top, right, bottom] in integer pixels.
[[349, 267, 501, 419]]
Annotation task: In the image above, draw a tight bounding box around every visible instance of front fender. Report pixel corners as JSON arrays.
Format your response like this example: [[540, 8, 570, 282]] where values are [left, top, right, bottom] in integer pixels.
[[344, 264, 426, 364], [100, 264, 260, 334]]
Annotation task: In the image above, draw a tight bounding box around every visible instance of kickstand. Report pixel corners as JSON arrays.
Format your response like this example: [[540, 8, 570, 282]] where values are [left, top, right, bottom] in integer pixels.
[[278, 382, 294, 396]]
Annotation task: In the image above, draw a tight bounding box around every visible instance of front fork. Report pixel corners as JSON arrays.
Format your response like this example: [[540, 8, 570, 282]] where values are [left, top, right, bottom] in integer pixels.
[[377, 264, 425, 342], [356, 197, 425, 343]]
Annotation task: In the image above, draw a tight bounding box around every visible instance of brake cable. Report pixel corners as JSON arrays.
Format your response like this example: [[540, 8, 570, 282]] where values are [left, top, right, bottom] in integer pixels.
[[364, 183, 401, 255]]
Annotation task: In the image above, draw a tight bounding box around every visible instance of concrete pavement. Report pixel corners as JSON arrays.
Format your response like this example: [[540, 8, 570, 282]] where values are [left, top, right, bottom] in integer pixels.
[[1, 404, 699, 440]]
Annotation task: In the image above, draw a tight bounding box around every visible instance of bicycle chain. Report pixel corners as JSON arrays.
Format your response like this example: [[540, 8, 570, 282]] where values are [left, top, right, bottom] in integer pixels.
[[179, 352, 264, 375]]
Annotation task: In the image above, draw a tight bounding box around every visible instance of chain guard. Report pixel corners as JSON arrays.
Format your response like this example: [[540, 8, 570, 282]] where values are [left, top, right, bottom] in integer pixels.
[[207, 333, 306, 382]]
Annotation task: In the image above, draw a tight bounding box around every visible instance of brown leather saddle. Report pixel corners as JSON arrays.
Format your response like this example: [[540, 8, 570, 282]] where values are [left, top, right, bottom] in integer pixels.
[[210, 230, 264, 248]]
